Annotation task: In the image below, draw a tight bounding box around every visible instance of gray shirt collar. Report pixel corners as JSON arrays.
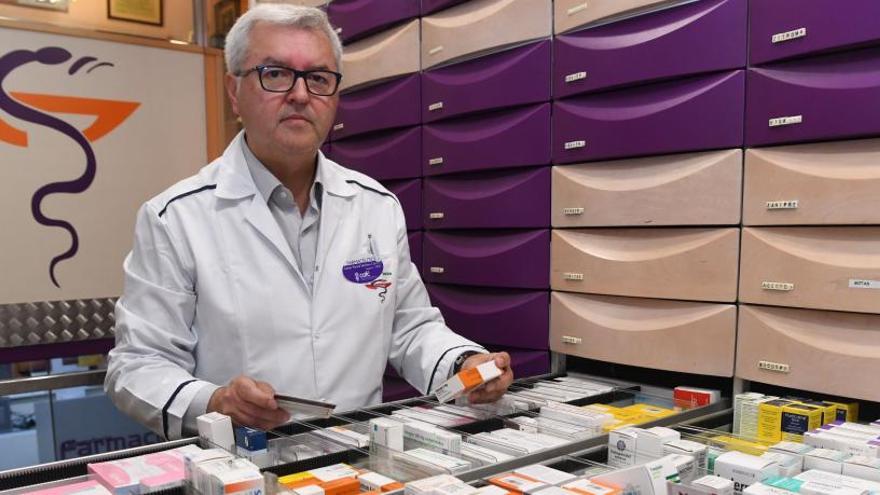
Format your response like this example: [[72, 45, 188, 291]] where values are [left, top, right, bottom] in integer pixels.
[[241, 135, 324, 209]]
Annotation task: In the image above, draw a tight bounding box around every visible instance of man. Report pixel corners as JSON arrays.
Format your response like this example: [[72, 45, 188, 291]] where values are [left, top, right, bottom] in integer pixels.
[[105, 4, 513, 440]]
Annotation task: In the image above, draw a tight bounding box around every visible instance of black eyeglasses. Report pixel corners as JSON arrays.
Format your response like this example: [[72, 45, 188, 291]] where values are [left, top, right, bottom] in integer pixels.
[[236, 65, 343, 96]]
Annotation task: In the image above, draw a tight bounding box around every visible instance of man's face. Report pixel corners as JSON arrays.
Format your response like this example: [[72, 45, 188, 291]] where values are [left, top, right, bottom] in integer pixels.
[[226, 23, 338, 161]]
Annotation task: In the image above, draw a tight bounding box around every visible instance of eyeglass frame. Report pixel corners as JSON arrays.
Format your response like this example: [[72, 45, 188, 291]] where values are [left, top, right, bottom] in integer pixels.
[[235, 64, 343, 96]]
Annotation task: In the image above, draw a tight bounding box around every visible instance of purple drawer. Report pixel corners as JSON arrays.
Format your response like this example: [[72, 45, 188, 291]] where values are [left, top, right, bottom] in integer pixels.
[[423, 230, 550, 289], [424, 167, 550, 229], [382, 178, 422, 230], [408, 231, 422, 272], [427, 284, 549, 349], [746, 47, 880, 147], [330, 126, 420, 180], [749, 0, 880, 65], [328, 0, 419, 44], [382, 376, 419, 402], [422, 40, 551, 123], [333, 73, 420, 140], [509, 350, 550, 379], [423, 103, 551, 176], [554, 0, 746, 98], [553, 70, 745, 163], [421, 0, 469, 15]]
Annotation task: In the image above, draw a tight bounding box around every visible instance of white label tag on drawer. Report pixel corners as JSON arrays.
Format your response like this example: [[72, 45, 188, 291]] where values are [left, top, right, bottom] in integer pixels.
[[766, 200, 798, 210], [565, 72, 587, 83], [428, 157, 444, 166], [333, 123, 344, 131], [564, 140, 586, 150], [561, 335, 582, 345], [771, 27, 806, 44], [769, 115, 803, 127], [335, 27, 343, 34], [428, 102, 444, 111], [429, 46, 444, 55], [758, 360, 790, 373], [429, 212, 445, 219], [850, 279, 880, 289], [430, 267, 445, 274], [563, 272, 584, 281], [567, 2, 588, 15], [762, 281, 794, 291], [562, 207, 584, 216]]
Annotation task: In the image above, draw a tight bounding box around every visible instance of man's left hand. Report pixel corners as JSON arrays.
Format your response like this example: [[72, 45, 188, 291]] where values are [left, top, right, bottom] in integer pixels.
[[461, 352, 514, 403]]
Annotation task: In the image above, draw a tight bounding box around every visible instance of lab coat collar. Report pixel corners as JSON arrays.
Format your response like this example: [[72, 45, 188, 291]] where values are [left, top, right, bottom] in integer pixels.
[[214, 131, 356, 200]]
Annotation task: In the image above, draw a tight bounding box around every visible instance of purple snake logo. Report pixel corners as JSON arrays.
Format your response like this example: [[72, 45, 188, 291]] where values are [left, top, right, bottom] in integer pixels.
[[0, 46, 139, 287]]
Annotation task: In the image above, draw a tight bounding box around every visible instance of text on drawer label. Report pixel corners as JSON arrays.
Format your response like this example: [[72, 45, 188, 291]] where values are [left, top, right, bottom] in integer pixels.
[[429, 212, 445, 219], [766, 200, 798, 210], [771, 27, 806, 44], [565, 72, 587, 83], [428, 102, 444, 111], [561, 335, 583, 345], [762, 281, 794, 291], [563, 207, 584, 216], [769, 115, 803, 127], [563, 272, 584, 281], [430, 267, 445, 274], [758, 360, 790, 373], [429, 157, 444, 166], [849, 279, 880, 289], [565, 140, 586, 150], [333, 123, 344, 131], [567, 2, 588, 15]]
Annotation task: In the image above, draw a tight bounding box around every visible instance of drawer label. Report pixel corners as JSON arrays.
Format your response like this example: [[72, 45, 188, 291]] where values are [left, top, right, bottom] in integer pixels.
[[771, 27, 807, 44], [766, 200, 798, 210], [758, 360, 790, 374], [565, 140, 586, 150], [769, 115, 803, 127], [567, 2, 589, 15], [565, 71, 587, 83], [429, 46, 444, 55], [849, 279, 880, 289], [762, 281, 794, 291], [563, 207, 585, 216], [561, 335, 583, 345], [428, 157, 444, 166], [333, 123, 344, 131], [429, 212, 445, 219], [428, 102, 444, 111], [563, 272, 584, 281], [430, 267, 445, 274]]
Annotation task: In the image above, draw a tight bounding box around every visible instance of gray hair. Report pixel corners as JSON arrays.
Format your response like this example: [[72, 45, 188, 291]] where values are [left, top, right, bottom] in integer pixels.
[[224, 4, 343, 75]]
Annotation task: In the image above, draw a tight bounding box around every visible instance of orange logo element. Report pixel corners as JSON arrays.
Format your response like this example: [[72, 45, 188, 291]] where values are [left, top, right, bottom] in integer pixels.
[[0, 92, 139, 147]]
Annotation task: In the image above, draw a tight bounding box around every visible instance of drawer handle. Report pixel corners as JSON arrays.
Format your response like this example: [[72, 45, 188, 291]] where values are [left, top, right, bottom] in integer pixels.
[[333, 123, 344, 131], [565, 72, 587, 83], [564, 140, 586, 150], [563, 272, 584, 281], [429, 212, 445, 219], [850, 279, 880, 290], [761, 281, 794, 291], [567, 2, 588, 15], [429, 46, 444, 55], [562, 207, 584, 216], [758, 360, 790, 374], [430, 267, 445, 274], [766, 200, 798, 210], [429, 157, 444, 166], [769, 115, 802, 127], [561, 335, 582, 345], [771, 27, 806, 44], [428, 102, 444, 111]]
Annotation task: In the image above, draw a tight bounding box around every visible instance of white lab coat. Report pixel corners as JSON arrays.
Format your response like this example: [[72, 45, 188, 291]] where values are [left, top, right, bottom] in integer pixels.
[[105, 132, 484, 439]]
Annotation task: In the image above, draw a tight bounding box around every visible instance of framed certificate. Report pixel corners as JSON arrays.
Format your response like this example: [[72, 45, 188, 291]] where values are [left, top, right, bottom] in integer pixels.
[[108, 0, 163, 26]]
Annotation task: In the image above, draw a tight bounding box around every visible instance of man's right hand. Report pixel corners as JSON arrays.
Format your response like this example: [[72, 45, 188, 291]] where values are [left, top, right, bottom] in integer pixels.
[[207, 375, 290, 430]]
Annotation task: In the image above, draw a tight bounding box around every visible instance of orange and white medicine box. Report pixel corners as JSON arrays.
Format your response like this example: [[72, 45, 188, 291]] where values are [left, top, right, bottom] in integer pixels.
[[436, 361, 503, 403], [674, 387, 721, 407], [489, 473, 549, 494], [358, 472, 404, 492]]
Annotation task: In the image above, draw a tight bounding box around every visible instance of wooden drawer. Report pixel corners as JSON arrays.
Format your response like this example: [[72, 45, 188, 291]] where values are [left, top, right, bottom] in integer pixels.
[[739, 227, 880, 313], [551, 292, 735, 376], [551, 228, 740, 302], [554, 0, 686, 35], [743, 139, 880, 225], [552, 149, 742, 227], [737, 305, 880, 402], [340, 19, 420, 91], [421, 0, 551, 69]]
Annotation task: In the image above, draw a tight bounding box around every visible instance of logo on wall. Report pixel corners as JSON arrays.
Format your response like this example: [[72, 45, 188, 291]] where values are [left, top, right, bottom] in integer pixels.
[[0, 47, 140, 288]]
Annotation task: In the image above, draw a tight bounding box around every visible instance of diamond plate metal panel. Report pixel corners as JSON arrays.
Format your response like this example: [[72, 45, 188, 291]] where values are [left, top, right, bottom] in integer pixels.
[[0, 298, 116, 349]]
